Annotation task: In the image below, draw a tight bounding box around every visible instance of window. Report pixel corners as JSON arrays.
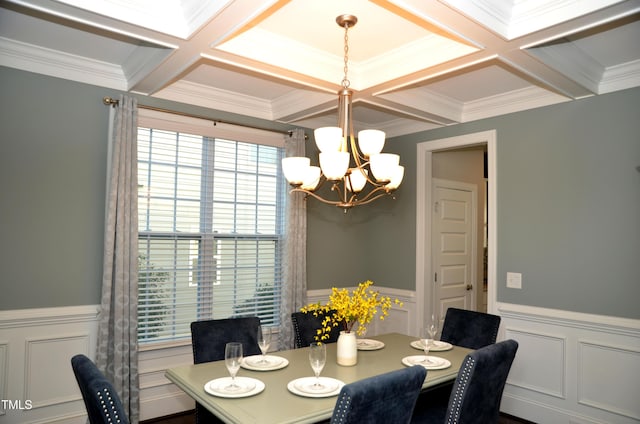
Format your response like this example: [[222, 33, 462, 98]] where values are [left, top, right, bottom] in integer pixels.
[[136, 110, 286, 343]]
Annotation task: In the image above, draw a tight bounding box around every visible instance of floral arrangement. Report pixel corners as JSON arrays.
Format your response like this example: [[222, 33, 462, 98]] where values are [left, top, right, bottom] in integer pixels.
[[300, 280, 403, 340]]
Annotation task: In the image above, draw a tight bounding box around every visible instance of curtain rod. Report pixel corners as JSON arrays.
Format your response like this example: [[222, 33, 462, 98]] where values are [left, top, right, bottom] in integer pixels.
[[103, 96, 296, 137]]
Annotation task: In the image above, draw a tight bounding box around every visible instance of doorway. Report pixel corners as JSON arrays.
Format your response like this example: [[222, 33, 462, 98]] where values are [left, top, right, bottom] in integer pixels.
[[415, 130, 497, 332]]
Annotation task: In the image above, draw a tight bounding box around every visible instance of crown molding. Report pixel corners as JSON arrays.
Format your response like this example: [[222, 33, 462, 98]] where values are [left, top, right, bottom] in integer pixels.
[[462, 86, 571, 122], [154, 79, 275, 120], [444, 0, 624, 40], [0, 37, 126, 90], [600, 59, 640, 94], [379, 88, 463, 123], [271, 89, 334, 122], [378, 119, 443, 139]]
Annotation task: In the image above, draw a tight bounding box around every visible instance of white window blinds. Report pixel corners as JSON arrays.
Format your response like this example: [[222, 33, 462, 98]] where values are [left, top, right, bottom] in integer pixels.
[[137, 111, 286, 343]]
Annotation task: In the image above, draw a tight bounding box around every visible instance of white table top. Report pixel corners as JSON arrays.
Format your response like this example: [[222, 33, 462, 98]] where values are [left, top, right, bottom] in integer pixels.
[[165, 332, 471, 424]]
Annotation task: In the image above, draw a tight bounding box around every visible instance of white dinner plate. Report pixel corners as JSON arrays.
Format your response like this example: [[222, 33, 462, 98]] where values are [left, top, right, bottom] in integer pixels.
[[287, 377, 344, 398], [204, 377, 265, 398], [402, 355, 452, 370], [357, 339, 385, 351], [410, 340, 453, 352], [241, 355, 289, 371]]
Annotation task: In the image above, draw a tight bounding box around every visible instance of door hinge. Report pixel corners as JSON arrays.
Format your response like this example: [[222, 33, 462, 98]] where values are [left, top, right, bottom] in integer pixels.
[[434, 272, 438, 282], [434, 201, 439, 213]]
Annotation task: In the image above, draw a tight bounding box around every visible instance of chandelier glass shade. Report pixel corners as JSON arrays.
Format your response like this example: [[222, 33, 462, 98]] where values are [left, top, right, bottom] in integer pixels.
[[281, 15, 404, 211]]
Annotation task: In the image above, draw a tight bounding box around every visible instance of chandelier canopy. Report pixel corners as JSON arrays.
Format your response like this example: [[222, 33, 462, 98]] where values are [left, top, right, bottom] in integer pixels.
[[282, 15, 404, 211]]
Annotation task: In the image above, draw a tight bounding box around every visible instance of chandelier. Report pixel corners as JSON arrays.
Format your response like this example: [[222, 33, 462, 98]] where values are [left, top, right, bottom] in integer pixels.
[[282, 14, 404, 211]]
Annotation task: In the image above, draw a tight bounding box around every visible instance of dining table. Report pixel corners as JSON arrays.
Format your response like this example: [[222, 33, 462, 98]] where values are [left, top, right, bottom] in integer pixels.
[[164, 332, 472, 424]]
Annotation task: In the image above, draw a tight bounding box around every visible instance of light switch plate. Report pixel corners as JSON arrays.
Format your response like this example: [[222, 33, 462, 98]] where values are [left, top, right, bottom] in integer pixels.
[[506, 272, 522, 289]]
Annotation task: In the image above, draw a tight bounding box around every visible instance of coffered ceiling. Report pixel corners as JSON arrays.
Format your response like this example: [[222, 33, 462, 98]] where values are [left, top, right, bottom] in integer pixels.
[[1, 0, 639, 137]]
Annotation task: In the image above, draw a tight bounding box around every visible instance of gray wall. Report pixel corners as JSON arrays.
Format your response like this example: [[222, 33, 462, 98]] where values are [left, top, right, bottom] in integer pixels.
[[0, 66, 294, 309], [2, 66, 639, 320], [1, 67, 108, 308], [373, 88, 640, 319]]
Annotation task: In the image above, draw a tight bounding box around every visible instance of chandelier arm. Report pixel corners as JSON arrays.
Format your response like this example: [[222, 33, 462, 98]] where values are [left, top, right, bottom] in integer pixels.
[[289, 187, 344, 207], [351, 185, 396, 204], [350, 190, 397, 207], [289, 184, 396, 209], [353, 192, 395, 207]]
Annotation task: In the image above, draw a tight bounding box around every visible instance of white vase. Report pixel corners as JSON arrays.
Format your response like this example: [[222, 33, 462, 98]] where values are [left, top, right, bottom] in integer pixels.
[[336, 331, 358, 366]]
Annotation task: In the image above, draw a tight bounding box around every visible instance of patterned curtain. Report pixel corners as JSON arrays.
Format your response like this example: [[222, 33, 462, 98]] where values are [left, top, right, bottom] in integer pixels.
[[278, 128, 308, 349], [96, 95, 139, 423]]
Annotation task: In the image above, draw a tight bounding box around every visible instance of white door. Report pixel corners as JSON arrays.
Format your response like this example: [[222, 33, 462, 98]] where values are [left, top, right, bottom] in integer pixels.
[[431, 179, 477, 323]]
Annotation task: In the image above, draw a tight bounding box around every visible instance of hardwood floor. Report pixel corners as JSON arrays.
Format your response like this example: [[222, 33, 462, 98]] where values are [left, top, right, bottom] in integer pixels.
[[142, 410, 536, 423]]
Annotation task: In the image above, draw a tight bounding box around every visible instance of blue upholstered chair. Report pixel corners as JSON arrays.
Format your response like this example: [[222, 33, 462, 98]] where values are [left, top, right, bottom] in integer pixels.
[[440, 308, 501, 350], [411, 339, 519, 424], [330, 365, 427, 424], [417, 307, 503, 416], [190, 317, 262, 424], [291, 310, 342, 348], [71, 354, 130, 424]]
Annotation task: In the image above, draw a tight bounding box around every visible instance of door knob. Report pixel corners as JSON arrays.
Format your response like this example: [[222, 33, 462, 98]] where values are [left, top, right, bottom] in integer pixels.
[[466, 284, 473, 291]]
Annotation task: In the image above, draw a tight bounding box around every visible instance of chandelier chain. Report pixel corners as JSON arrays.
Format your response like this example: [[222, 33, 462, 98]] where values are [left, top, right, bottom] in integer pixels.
[[342, 22, 350, 88]]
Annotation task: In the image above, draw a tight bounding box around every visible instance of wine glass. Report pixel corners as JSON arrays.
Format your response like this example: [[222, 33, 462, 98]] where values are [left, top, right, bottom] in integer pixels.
[[357, 325, 369, 348], [421, 328, 433, 364], [257, 325, 272, 364], [309, 343, 326, 389], [224, 342, 243, 391], [427, 313, 439, 347]]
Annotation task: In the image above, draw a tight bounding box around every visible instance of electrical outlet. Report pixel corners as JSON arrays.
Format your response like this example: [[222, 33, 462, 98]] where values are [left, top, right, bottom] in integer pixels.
[[506, 272, 522, 289]]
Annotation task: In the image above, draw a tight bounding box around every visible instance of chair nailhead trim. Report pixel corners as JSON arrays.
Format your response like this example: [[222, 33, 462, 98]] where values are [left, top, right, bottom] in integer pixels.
[[332, 393, 352, 424], [447, 357, 474, 424], [96, 388, 122, 423]]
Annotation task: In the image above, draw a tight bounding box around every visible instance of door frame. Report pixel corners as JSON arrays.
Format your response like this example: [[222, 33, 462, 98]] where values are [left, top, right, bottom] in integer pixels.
[[415, 130, 497, 330]]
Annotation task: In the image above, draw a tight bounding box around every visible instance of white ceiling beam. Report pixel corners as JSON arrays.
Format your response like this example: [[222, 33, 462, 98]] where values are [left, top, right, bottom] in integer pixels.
[[130, 0, 282, 95]]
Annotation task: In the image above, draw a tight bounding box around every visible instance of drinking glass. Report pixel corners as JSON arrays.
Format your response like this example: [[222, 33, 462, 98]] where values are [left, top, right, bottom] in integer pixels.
[[224, 342, 243, 391], [357, 325, 370, 348], [427, 313, 438, 347], [257, 325, 272, 364], [309, 343, 326, 389], [421, 328, 432, 362]]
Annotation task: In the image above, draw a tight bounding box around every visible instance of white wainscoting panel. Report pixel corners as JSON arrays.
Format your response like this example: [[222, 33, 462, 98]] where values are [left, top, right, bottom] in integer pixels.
[[0, 306, 98, 424], [138, 342, 196, 420], [498, 303, 640, 424], [504, 328, 566, 398], [25, 334, 90, 409], [578, 340, 640, 420]]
